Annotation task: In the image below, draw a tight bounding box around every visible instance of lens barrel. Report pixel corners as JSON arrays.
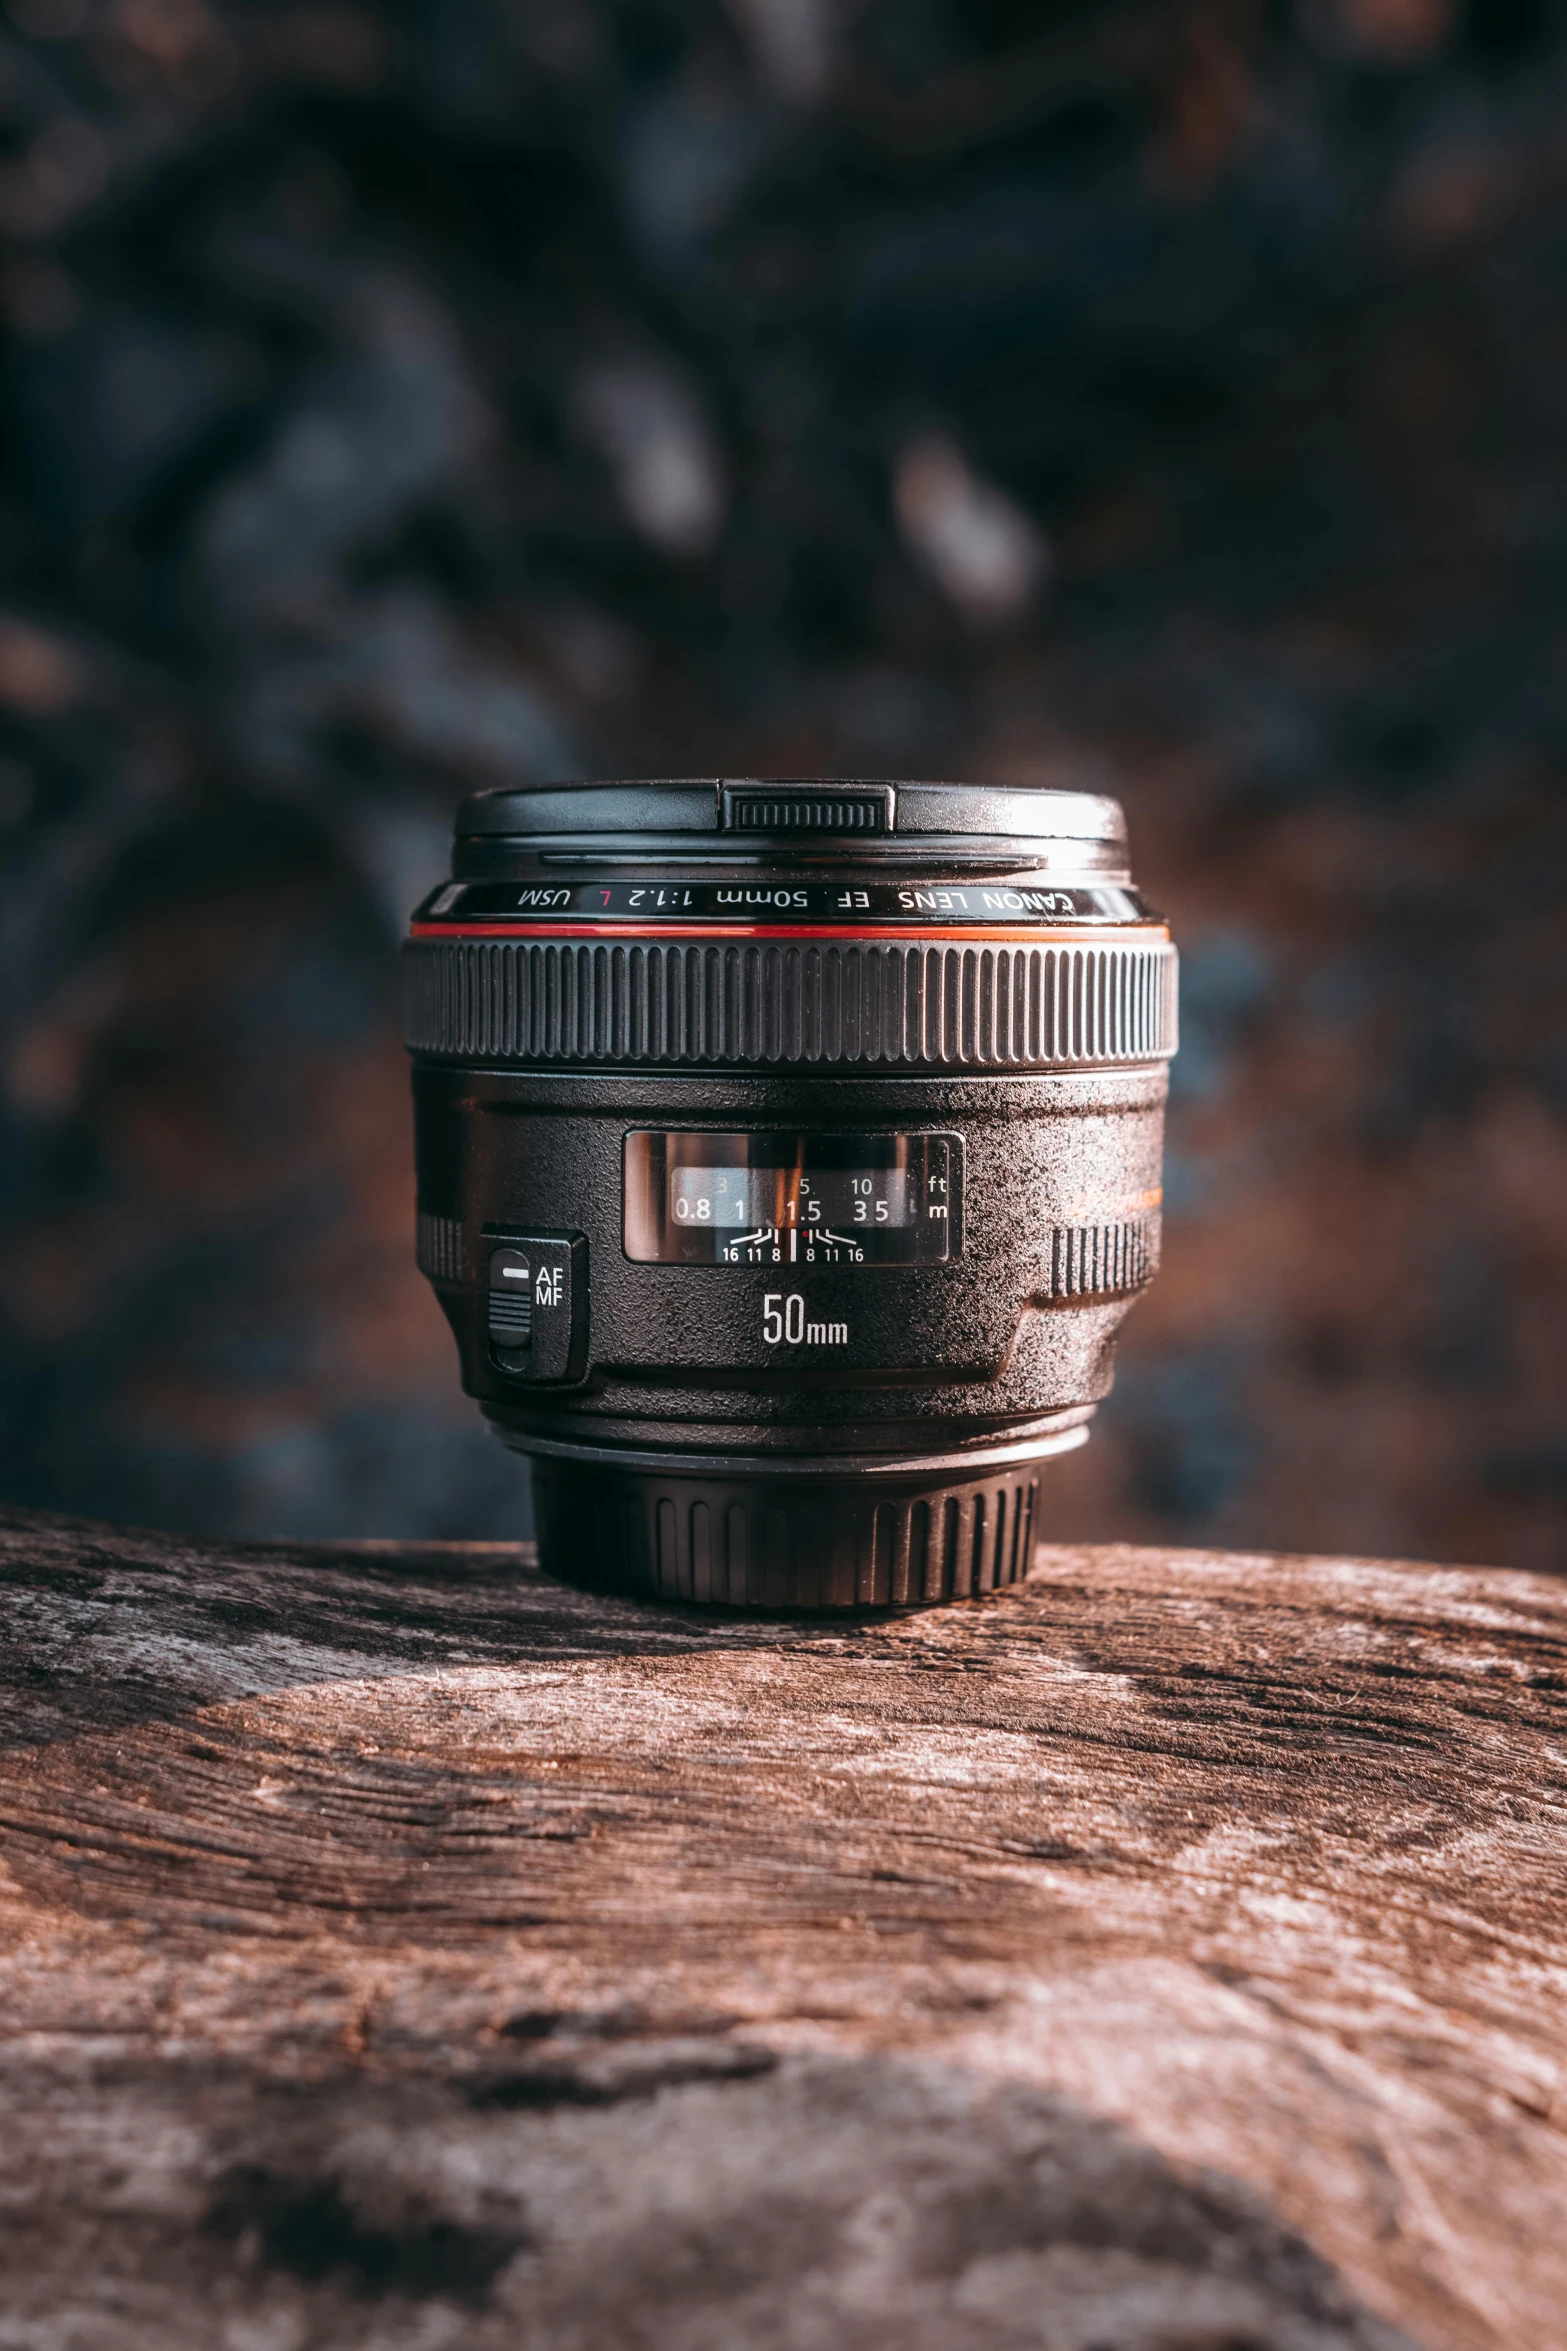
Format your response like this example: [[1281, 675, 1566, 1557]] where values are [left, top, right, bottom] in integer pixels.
[[406, 778, 1176, 1608]]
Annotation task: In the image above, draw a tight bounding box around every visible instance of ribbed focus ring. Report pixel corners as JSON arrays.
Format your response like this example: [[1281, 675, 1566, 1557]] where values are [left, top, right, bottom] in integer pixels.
[[416, 1210, 464, 1282], [404, 936, 1177, 1070], [1042, 1215, 1161, 1298]]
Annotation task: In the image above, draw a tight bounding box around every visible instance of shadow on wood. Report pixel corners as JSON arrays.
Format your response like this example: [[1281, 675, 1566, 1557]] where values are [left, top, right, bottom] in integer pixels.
[[0, 1507, 1562, 2349]]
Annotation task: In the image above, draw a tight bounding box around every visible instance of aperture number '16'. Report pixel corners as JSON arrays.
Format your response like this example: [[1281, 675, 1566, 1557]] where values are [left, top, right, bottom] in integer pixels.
[[623, 1131, 961, 1267]]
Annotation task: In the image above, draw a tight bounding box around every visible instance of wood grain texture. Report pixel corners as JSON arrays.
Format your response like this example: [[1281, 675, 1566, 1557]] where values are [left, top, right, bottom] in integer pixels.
[[0, 1505, 1563, 2351]]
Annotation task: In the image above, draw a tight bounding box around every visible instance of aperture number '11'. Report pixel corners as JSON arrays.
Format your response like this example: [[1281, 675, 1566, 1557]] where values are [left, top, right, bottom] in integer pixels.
[[623, 1132, 961, 1265]]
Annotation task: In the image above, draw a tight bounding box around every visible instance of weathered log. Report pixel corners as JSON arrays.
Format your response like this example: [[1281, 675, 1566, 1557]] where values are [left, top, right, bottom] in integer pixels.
[[0, 1504, 1562, 2350]]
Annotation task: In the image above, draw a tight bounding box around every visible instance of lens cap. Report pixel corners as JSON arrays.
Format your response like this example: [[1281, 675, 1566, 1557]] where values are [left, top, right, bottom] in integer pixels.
[[455, 776, 1127, 849]]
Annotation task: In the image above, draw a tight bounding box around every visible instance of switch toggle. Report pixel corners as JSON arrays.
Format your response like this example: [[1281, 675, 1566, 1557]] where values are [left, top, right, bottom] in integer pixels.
[[487, 1233, 588, 1382], [487, 1250, 535, 1348]]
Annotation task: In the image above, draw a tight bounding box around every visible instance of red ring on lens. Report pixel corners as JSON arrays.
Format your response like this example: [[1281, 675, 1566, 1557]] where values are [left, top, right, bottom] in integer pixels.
[[409, 922, 1169, 943]]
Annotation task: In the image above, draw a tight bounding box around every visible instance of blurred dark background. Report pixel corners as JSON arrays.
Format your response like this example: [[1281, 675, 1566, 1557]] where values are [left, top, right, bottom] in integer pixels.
[[2, 0, 1564, 1566]]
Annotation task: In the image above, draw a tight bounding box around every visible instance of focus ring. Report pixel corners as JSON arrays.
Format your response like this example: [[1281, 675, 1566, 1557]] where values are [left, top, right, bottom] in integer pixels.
[[403, 936, 1177, 1071], [416, 1211, 465, 1283], [1042, 1214, 1161, 1297]]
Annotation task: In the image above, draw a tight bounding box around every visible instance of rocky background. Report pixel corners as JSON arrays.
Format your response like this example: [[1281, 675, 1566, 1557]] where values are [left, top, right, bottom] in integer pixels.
[[1, 0, 1563, 1567]]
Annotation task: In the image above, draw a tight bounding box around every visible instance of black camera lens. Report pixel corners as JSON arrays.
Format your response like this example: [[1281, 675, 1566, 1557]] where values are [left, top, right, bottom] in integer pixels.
[[405, 778, 1177, 1608]]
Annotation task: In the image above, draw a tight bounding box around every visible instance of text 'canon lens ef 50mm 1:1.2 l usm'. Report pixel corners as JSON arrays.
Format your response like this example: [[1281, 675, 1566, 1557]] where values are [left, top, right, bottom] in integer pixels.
[[405, 777, 1178, 1609]]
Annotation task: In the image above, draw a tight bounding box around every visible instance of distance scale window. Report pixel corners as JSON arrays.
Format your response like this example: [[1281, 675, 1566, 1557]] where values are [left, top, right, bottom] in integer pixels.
[[624, 1132, 961, 1265]]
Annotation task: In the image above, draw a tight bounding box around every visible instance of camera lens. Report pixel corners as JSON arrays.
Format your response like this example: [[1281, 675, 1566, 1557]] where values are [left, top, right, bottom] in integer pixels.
[[405, 778, 1177, 1608]]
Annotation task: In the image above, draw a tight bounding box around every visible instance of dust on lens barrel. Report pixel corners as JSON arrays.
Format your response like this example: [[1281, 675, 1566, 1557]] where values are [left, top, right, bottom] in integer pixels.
[[404, 776, 1178, 1610]]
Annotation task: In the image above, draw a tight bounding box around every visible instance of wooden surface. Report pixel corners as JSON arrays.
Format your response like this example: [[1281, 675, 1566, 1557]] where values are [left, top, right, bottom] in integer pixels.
[[0, 1506, 1563, 2351]]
